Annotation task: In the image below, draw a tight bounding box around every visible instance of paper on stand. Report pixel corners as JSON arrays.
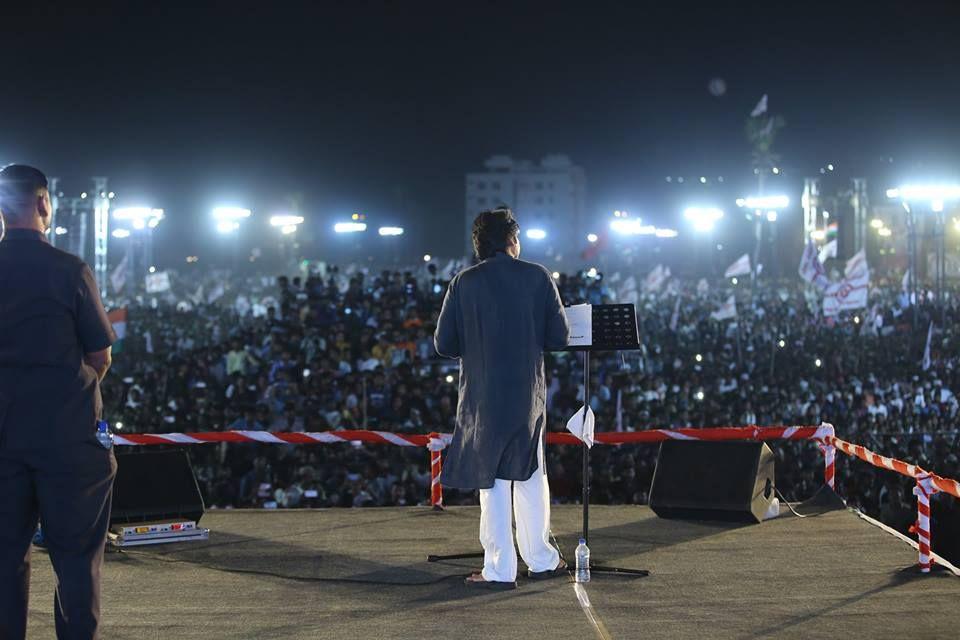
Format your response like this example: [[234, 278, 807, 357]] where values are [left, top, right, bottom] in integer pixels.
[[565, 405, 595, 448], [564, 304, 592, 347]]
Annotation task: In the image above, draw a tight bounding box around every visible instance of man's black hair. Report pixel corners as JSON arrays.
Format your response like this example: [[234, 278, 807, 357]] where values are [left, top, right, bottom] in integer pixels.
[[0, 164, 48, 222], [471, 206, 520, 260]]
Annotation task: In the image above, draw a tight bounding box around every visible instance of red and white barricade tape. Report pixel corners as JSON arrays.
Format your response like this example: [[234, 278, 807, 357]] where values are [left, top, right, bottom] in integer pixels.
[[913, 473, 939, 572], [114, 424, 834, 510], [825, 434, 960, 572]]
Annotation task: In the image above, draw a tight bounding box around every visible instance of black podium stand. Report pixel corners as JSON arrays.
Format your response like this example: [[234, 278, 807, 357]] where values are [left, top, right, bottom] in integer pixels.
[[564, 303, 649, 577]]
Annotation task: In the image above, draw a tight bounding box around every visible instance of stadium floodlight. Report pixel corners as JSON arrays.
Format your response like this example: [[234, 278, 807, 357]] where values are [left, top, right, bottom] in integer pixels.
[[683, 207, 724, 232], [655, 228, 679, 238], [525, 228, 547, 240], [736, 195, 790, 210], [870, 219, 884, 229], [270, 214, 305, 227], [878, 227, 893, 237], [334, 221, 367, 233], [886, 184, 960, 203], [213, 206, 252, 220], [610, 218, 656, 235], [216, 220, 240, 234], [280, 225, 297, 235], [54, 226, 68, 235], [114, 206, 163, 221], [423, 254, 432, 262], [378, 226, 405, 236], [586, 233, 598, 243], [111, 228, 131, 239], [766, 211, 778, 222]]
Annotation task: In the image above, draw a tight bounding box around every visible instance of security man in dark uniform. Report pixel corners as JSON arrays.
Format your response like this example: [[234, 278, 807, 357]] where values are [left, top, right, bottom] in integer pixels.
[[0, 165, 117, 640]]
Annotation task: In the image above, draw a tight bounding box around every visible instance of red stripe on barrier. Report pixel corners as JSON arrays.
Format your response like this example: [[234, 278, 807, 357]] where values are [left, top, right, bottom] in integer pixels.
[[827, 435, 960, 500]]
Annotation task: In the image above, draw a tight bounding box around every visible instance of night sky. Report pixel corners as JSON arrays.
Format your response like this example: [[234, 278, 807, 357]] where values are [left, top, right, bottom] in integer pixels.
[[3, 1, 960, 263]]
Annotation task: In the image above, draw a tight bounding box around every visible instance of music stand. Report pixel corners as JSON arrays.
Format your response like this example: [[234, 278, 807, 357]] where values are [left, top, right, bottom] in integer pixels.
[[563, 303, 649, 577]]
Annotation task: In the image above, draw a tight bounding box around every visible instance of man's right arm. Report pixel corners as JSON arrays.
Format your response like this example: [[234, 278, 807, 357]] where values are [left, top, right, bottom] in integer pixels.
[[544, 271, 570, 350], [75, 264, 117, 381], [434, 278, 461, 358], [84, 347, 112, 382]]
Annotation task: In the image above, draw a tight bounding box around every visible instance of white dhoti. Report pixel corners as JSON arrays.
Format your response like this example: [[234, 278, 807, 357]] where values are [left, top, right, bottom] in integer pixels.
[[478, 436, 560, 582]]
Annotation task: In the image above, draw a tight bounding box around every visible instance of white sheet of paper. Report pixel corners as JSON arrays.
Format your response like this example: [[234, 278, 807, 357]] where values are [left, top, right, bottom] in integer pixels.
[[564, 304, 592, 347], [565, 405, 595, 448]]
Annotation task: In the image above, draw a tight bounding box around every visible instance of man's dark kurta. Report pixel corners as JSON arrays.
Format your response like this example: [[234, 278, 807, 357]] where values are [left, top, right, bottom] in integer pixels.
[[434, 253, 569, 490], [0, 228, 117, 640]]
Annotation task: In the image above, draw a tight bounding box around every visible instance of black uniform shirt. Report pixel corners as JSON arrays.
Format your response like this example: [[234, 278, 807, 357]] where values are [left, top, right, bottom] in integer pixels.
[[0, 228, 117, 449]]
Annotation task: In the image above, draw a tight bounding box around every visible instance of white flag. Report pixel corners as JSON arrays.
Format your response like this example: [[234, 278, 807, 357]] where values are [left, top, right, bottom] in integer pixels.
[[110, 252, 129, 294], [144, 271, 171, 293], [923, 322, 934, 371], [643, 265, 669, 293], [902, 269, 911, 293], [565, 405, 595, 448], [823, 267, 869, 316], [750, 94, 768, 117], [845, 248, 868, 280], [207, 282, 225, 303], [669, 296, 681, 332], [817, 239, 837, 263], [696, 278, 710, 297], [710, 295, 737, 321], [188, 284, 205, 306], [619, 275, 637, 301], [724, 254, 752, 278], [798, 239, 829, 290]]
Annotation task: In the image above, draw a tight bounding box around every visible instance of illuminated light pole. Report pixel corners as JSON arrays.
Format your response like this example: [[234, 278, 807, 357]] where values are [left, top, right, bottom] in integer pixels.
[[525, 228, 547, 240], [887, 184, 960, 326], [213, 206, 252, 267], [736, 195, 789, 285], [684, 206, 724, 275], [333, 222, 367, 233], [270, 214, 305, 264], [376, 226, 405, 264], [114, 207, 164, 288], [92, 177, 110, 295]]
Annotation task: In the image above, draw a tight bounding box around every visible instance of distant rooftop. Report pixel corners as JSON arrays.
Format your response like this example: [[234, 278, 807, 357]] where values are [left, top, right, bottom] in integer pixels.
[[481, 155, 576, 172]]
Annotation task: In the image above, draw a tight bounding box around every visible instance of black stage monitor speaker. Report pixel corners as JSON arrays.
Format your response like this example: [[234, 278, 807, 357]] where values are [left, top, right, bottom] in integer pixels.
[[649, 441, 775, 523], [111, 450, 205, 525]]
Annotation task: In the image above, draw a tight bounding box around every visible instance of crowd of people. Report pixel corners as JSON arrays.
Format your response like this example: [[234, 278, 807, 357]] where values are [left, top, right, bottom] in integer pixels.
[[101, 261, 959, 558]]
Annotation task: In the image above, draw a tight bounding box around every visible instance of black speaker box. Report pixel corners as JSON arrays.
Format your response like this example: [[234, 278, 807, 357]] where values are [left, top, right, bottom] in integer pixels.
[[111, 449, 205, 525], [649, 440, 775, 523]]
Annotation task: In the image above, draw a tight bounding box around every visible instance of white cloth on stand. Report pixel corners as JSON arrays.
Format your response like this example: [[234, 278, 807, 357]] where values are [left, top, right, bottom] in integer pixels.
[[478, 435, 560, 582], [565, 405, 595, 447]]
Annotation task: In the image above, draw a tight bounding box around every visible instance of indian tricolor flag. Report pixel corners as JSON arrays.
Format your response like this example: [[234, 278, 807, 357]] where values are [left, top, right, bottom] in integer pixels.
[[108, 308, 127, 355]]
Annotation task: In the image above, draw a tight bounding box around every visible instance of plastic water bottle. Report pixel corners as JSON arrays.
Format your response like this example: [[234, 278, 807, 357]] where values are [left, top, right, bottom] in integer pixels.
[[575, 538, 591, 583], [95, 421, 114, 450]]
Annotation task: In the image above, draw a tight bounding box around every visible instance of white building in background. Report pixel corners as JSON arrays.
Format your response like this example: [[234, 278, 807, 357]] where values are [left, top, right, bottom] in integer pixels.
[[464, 155, 587, 260]]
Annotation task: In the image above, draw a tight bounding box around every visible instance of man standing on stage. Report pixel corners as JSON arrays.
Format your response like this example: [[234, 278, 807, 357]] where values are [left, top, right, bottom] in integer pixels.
[[0, 165, 117, 639], [435, 207, 570, 589]]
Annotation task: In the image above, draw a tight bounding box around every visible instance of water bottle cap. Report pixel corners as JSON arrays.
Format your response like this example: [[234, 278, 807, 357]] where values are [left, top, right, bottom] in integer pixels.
[[579, 538, 586, 545]]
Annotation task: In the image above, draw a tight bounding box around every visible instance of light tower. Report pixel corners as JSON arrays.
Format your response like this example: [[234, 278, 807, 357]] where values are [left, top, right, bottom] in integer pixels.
[[92, 177, 110, 295]]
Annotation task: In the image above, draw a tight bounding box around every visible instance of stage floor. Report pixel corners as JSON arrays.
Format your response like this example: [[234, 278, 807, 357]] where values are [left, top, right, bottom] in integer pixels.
[[26, 504, 960, 639]]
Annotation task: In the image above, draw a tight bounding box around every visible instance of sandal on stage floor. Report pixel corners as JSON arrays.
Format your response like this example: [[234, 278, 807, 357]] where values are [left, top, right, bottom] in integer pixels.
[[464, 572, 517, 590], [527, 558, 569, 580]]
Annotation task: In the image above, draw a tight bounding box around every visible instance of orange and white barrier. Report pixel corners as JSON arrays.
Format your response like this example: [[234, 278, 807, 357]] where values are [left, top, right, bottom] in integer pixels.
[[825, 433, 960, 572]]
